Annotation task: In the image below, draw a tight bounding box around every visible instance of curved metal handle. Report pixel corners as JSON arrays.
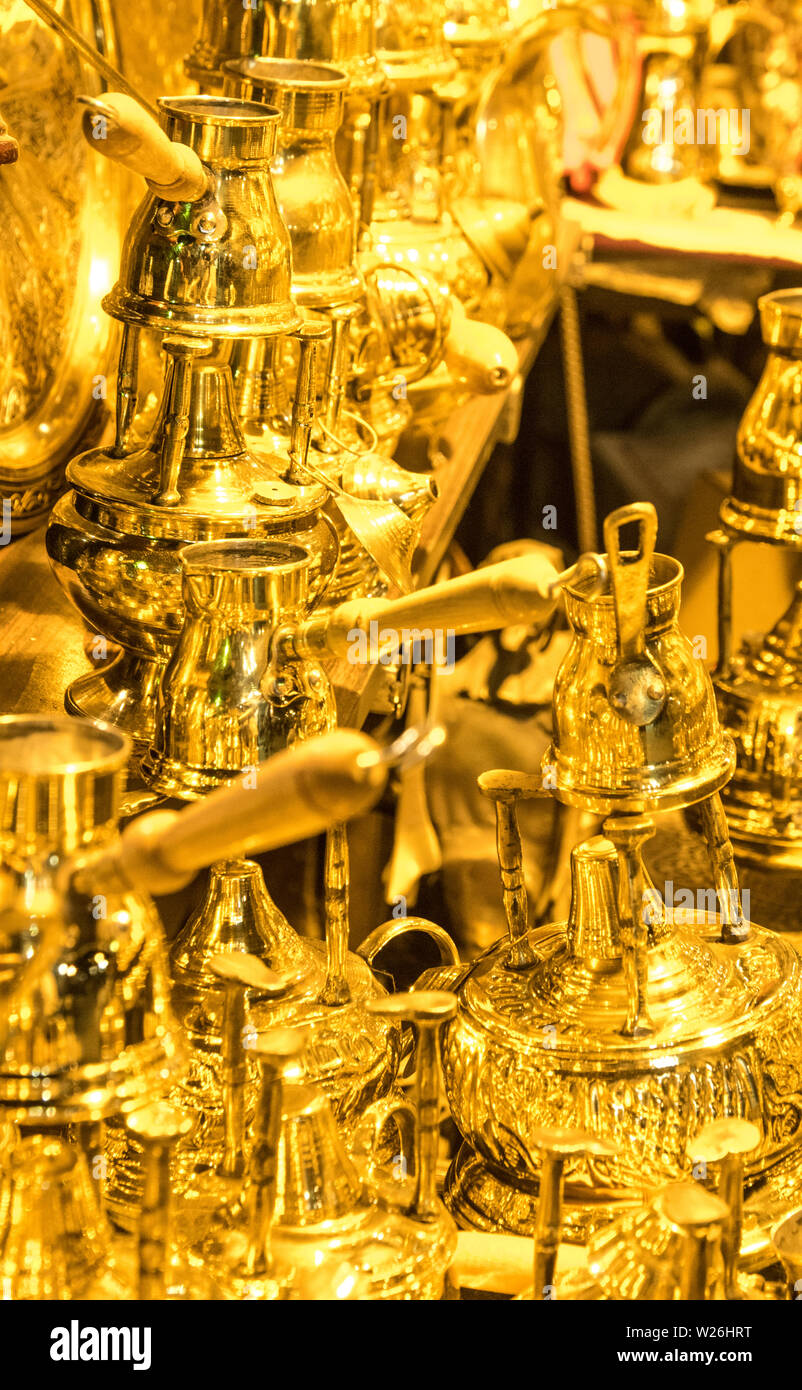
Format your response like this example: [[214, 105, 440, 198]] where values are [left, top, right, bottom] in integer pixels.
[[356, 915, 462, 974], [603, 502, 658, 665], [316, 409, 379, 459], [364, 260, 451, 387], [351, 1095, 417, 1177]]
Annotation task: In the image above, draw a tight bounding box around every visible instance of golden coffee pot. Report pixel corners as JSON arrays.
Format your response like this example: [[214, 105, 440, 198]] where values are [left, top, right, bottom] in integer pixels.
[[711, 290, 802, 871], [186, 0, 388, 236], [719, 290, 802, 546], [186, 992, 458, 1299], [548, 502, 734, 815], [417, 816, 802, 1241], [220, 55, 440, 597], [223, 57, 360, 311], [186, 0, 383, 102], [0, 716, 404, 1124], [46, 93, 347, 747], [141, 538, 567, 799], [131, 542, 562, 1176]]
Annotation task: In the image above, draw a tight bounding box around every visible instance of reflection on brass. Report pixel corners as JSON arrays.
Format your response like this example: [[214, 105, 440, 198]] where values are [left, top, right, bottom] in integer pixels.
[[0, 0, 127, 535], [8, 0, 802, 1310], [588, 1181, 731, 1301], [714, 291, 802, 870], [0, 714, 184, 1123], [185, 992, 458, 1300], [113, 542, 558, 1222], [379, 505, 802, 1273], [548, 503, 734, 815], [45, 93, 347, 746], [437, 826, 802, 1242]]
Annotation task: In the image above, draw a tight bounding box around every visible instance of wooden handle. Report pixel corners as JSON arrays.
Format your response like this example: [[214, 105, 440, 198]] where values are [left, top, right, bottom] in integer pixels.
[[296, 552, 561, 661], [443, 301, 518, 394], [79, 93, 207, 200], [87, 729, 387, 895]]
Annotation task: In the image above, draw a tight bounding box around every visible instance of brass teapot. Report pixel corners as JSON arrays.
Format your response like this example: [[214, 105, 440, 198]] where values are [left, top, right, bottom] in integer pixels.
[[547, 503, 734, 815], [185, 992, 458, 1299]]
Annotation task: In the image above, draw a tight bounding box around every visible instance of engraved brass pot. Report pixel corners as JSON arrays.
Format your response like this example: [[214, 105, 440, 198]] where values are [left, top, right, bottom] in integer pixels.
[[435, 833, 802, 1242]]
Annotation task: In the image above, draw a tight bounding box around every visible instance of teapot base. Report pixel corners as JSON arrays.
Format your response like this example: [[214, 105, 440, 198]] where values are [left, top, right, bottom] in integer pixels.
[[444, 1141, 802, 1276], [65, 650, 165, 748]]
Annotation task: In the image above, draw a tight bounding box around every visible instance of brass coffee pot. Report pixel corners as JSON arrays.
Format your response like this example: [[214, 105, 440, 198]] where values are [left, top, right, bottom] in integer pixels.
[[223, 58, 360, 312], [132, 541, 561, 1172], [548, 502, 734, 815], [711, 290, 802, 870], [221, 55, 440, 598], [719, 290, 802, 547], [187, 992, 458, 1299], [0, 715, 397, 1126], [185, 0, 386, 228]]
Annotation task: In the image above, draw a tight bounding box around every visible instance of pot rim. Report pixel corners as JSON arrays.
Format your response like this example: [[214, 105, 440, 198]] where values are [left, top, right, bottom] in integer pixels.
[[0, 713, 130, 776]]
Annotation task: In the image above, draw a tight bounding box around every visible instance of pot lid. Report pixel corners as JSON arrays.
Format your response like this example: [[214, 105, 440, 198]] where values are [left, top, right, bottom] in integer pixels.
[[456, 833, 800, 1062]]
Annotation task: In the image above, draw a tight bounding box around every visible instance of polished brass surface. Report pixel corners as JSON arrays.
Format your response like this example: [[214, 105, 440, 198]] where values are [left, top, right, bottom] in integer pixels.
[[102, 96, 298, 339], [0, 713, 184, 1123], [772, 1207, 802, 1296], [47, 352, 337, 744], [141, 540, 331, 798], [438, 830, 802, 1239], [0, 1135, 114, 1299], [131, 540, 560, 1212], [714, 289, 802, 872], [186, 0, 383, 97], [223, 58, 360, 309], [7, 0, 802, 1310], [721, 290, 802, 545], [547, 504, 734, 815], [186, 992, 459, 1299], [0, 0, 128, 536], [587, 1181, 731, 1301], [690, 1117, 761, 1298]]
